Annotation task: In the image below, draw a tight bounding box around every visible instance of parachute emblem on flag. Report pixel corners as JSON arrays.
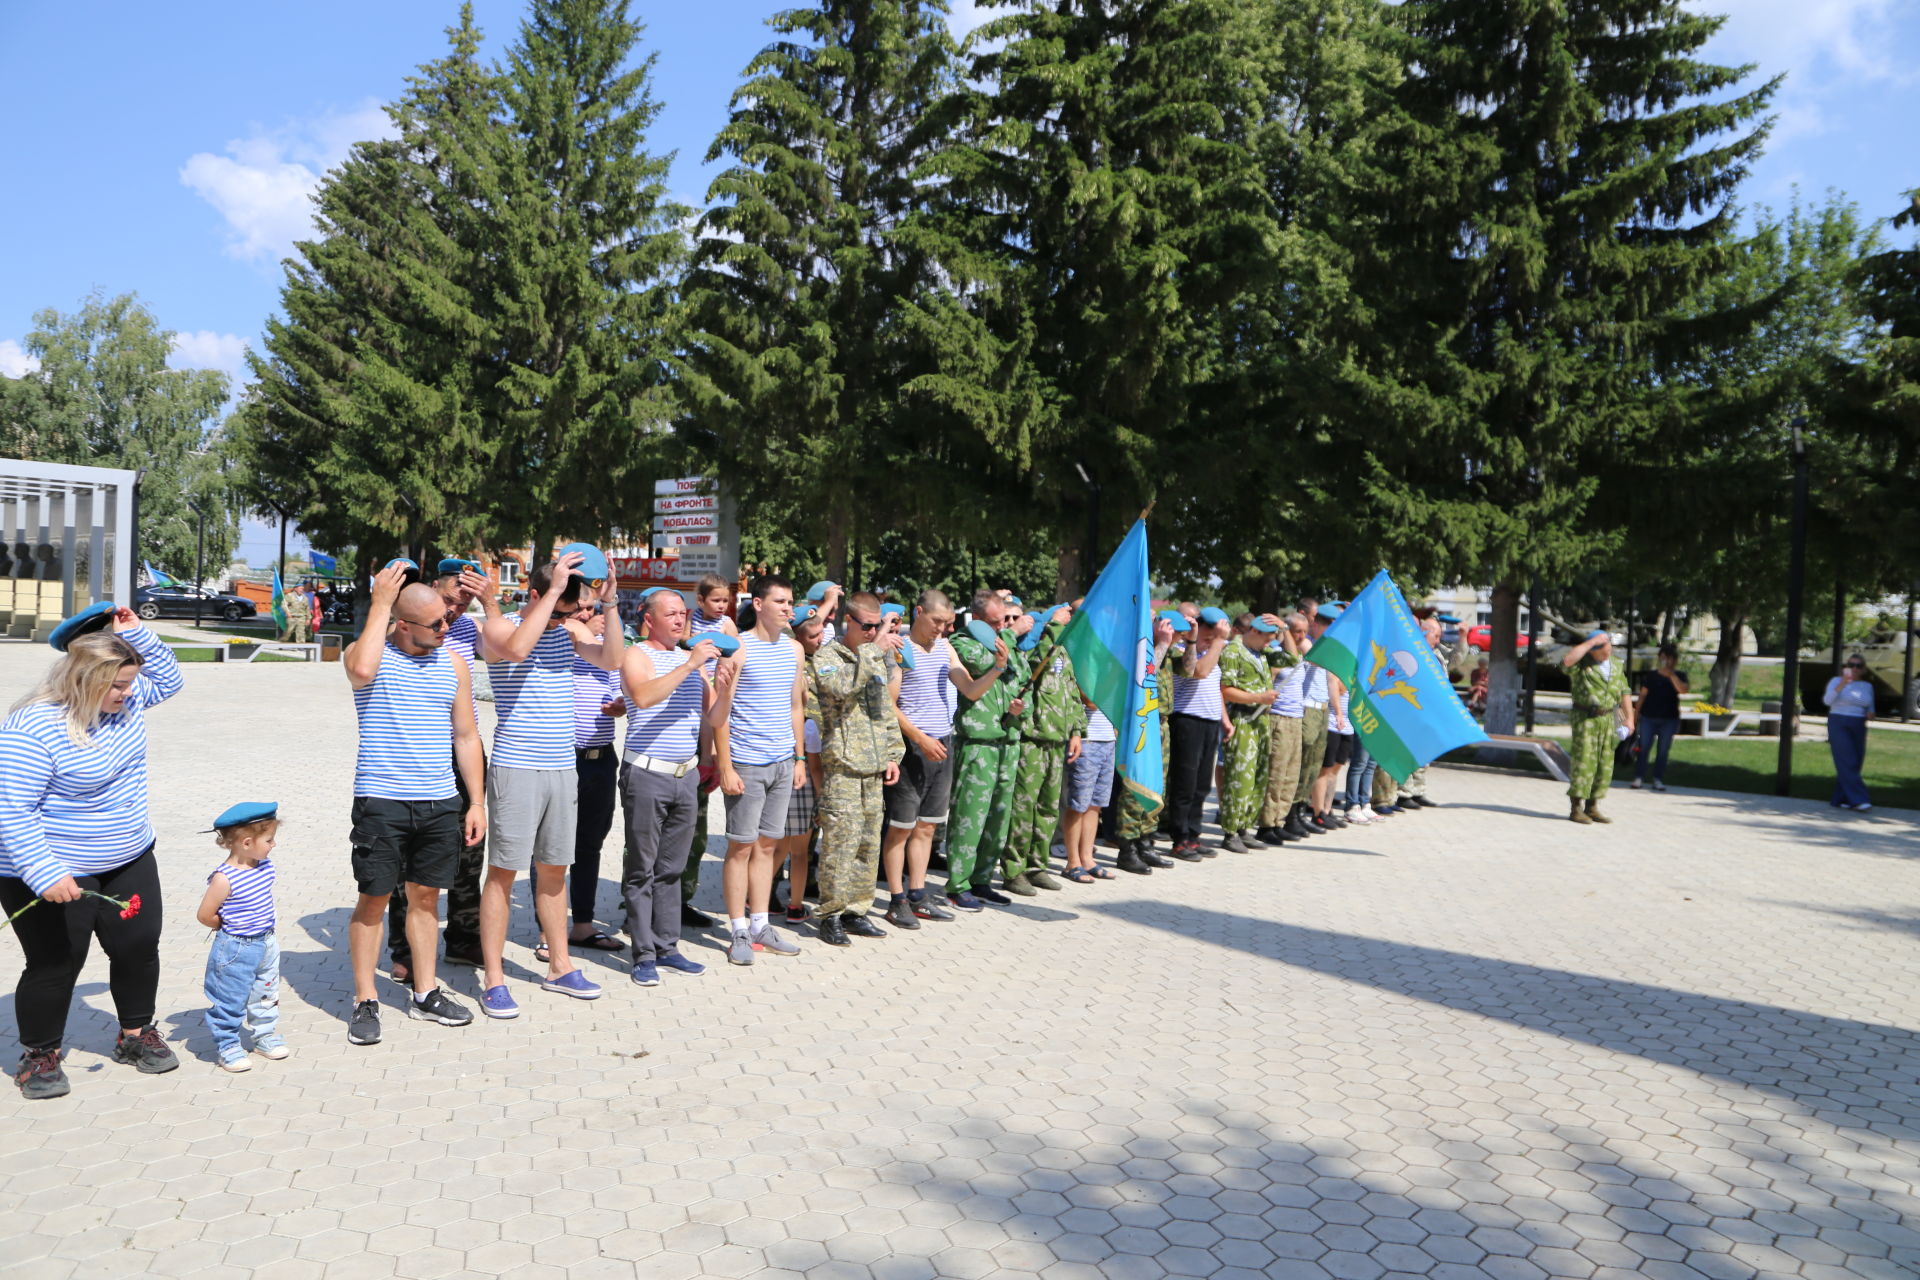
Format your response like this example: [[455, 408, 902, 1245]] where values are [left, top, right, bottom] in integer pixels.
[[1367, 642, 1424, 710], [1133, 633, 1160, 755]]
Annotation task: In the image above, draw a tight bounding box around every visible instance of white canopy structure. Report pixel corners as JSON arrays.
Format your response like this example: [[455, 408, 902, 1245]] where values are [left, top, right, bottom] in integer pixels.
[[0, 458, 138, 642]]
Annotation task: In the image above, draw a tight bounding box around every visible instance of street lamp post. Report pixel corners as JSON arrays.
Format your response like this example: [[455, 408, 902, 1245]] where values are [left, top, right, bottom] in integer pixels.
[[1905, 581, 1917, 724], [189, 500, 207, 631], [1776, 418, 1810, 796]]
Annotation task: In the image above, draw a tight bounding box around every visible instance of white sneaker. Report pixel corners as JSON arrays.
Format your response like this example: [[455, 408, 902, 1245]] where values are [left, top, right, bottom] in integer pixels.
[[1630, 779, 1642, 790], [1855, 803, 1873, 813], [1348, 809, 1372, 825]]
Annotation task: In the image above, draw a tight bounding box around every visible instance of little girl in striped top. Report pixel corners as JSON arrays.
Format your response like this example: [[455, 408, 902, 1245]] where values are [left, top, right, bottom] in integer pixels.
[[196, 802, 286, 1072]]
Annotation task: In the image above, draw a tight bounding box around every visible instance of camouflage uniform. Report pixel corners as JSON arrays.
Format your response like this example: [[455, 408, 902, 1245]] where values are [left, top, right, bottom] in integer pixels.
[[1118, 660, 1173, 840], [1218, 638, 1271, 833], [1259, 649, 1304, 827], [1005, 626, 1087, 879], [809, 639, 906, 918], [948, 627, 1020, 893], [1567, 659, 1628, 801]]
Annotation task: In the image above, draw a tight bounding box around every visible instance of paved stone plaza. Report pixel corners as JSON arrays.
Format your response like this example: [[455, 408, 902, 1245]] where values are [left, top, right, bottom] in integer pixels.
[[2, 643, 1918, 1280]]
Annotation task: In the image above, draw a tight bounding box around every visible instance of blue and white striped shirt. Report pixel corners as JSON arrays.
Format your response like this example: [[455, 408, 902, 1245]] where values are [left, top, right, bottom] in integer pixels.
[[354, 643, 459, 800], [446, 613, 481, 717], [897, 636, 955, 739], [1085, 704, 1116, 744], [211, 859, 276, 936], [1172, 651, 1224, 719], [488, 615, 576, 770], [728, 634, 800, 767], [573, 645, 620, 749], [624, 644, 704, 761], [0, 626, 183, 894], [1271, 657, 1308, 718], [689, 607, 731, 637]]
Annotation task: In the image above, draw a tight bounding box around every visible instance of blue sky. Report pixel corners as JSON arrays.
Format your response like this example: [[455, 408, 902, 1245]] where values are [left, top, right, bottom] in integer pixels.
[[1, 0, 1916, 561]]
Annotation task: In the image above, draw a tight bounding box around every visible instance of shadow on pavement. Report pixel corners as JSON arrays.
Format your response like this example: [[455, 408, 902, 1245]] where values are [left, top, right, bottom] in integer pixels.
[[1087, 899, 1920, 1144]]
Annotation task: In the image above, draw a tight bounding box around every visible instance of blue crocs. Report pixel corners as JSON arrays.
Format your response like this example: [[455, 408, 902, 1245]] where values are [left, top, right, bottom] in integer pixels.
[[542, 969, 602, 1000], [480, 985, 520, 1020]]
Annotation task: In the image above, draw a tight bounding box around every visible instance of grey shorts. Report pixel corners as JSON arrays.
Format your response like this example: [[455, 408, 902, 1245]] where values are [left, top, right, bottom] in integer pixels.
[[724, 759, 795, 844], [487, 765, 577, 871]]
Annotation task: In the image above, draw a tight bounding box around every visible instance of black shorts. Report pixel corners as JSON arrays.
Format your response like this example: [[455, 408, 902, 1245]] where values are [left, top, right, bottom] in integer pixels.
[[885, 738, 955, 828], [1323, 731, 1355, 769], [351, 796, 464, 896]]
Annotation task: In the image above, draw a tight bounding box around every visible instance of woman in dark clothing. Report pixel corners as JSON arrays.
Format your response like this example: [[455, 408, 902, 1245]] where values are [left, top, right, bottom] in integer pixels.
[[1631, 644, 1689, 792]]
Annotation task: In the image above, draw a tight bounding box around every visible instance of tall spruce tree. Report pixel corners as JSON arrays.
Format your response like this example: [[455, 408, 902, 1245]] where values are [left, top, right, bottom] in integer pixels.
[[486, 0, 687, 554], [681, 0, 960, 579], [235, 6, 500, 566], [912, 0, 1270, 594], [1340, 0, 1776, 734], [1848, 189, 1920, 602]]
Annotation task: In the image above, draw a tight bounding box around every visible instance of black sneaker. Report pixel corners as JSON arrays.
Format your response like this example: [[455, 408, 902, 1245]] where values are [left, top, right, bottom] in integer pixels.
[[843, 913, 887, 938], [442, 944, 485, 968], [912, 896, 955, 922], [884, 899, 921, 930], [405, 988, 473, 1027], [681, 905, 715, 929], [112, 1025, 179, 1074], [973, 886, 1012, 905], [347, 999, 383, 1046], [14, 1047, 69, 1100]]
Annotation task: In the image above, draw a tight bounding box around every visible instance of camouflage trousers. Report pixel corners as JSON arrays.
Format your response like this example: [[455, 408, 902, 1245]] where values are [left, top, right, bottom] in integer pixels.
[[1567, 714, 1617, 800], [1117, 722, 1170, 840], [1259, 715, 1304, 826], [1005, 739, 1068, 878], [948, 738, 1019, 892], [389, 755, 483, 966], [1221, 715, 1269, 832], [1373, 768, 1398, 806], [1296, 706, 1329, 799], [1401, 765, 1430, 799], [814, 766, 886, 917]]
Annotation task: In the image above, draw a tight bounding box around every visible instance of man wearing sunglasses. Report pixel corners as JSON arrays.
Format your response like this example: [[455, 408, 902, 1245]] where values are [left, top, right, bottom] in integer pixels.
[[385, 557, 501, 984], [341, 566, 487, 1046], [473, 547, 626, 1018]]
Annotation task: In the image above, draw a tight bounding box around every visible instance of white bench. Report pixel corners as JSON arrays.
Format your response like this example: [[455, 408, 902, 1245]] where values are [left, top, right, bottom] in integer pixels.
[[248, 642, 321, 663], [1479, 734, 1573, 784]]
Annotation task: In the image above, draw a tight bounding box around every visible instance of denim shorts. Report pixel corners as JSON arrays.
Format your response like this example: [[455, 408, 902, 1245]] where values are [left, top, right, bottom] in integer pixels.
[[724, 759, 796, 843], [1066, 738, 1118, 812]]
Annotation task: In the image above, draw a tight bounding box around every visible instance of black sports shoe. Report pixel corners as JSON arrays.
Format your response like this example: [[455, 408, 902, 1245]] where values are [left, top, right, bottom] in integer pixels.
[[973, 886, 1013, 905], [1141, 848, 1175, 868], [405, 988, 473, 1027], [347, 999, 383, 1046], [14, 1047, 69, 1100], [112, 1025, 179, 1074], [681, 905, 715, 929], [1220, 833, 1249, 854], [911, 896, 954, 922], [816, 915, 851, 946], [1169, 841, 1203, 862], [884, 899, 921, 930], [442, 944, 485, 968], [842, 913, 887, 938]]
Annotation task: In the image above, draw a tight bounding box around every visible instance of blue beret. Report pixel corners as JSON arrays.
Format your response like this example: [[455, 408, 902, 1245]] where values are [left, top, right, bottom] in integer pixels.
[[48, 601, 118, 652], [437, 557, 481, 576], [1249, 616, 1278, 634], [1004, 595, 1023, 607], [1438, 613, 1463, 624], [1198, 606, 1228, 625], [557, 542, 610, 582], [1020, 603, 1070, 650], [806, 581, 838, 602], [964, 619, 1002, 650], [211, 801, 278, 831], [1157, 609, 1192, 634], [791, 603, 817, 624], [681, 632, 740, 657], [1318, 603, 1344, 621], [880, 603, 906, 617], [1588, 629, 1608, 641]]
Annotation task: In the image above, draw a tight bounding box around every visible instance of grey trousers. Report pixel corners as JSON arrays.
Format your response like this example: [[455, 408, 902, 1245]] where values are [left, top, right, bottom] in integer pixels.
[[620, 762, 699, 962]]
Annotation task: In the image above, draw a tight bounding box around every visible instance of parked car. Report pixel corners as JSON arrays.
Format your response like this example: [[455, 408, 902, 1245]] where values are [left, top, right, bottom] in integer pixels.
[[134, 585, 258, 622], [1465, 624, 1531, 653]]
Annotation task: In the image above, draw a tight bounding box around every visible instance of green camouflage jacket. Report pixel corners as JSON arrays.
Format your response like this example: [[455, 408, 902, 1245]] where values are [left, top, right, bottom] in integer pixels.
[[1016, 627, 1088, 744], [808, 640, 905, 775], [1218, 638, 1271, 725], [952, 627, 1019, 742], [1569, 658, 1629, 720]]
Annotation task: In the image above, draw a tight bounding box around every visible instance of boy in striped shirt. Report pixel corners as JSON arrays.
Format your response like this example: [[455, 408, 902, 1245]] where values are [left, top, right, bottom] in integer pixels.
[[196, 802, 287, 1072]]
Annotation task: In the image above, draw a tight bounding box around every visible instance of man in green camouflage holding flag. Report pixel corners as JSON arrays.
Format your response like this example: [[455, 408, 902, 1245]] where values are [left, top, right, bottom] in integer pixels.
[[1217, 613, 1280, 852], [1114, 612, 1180, 874], [1002, 604, 1086, 895], [1561, 630, 1634, 824], [944, 590, 1021, 911]]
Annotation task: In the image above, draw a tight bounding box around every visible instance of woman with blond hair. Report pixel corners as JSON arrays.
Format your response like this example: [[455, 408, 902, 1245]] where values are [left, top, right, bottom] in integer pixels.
[[0, 604, 184, 1099]]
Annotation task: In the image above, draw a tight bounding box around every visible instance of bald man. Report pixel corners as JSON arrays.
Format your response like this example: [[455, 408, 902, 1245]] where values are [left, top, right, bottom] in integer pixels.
[[341, 567, 488, 1046]]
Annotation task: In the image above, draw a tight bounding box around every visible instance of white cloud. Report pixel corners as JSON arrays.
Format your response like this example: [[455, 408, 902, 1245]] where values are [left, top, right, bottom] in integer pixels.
[[1698, 0, 1910, 85], [0, 339, 38, 378], [169, 331, 251, 385], [946, 0, 994, 35], [180, 103, 395, 264]]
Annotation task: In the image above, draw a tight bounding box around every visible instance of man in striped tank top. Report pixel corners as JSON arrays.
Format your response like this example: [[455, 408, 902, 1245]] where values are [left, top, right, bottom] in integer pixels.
[[617, 590, 722, 986], [1166, 607, 1232, 860], [675, 574, 738, 926], [385, 557, 498, 983], [474, 550, 626, 1016], [881, 591, 1003, 926], [708, 574, 807, 965], [343, 568, 487, 1046]]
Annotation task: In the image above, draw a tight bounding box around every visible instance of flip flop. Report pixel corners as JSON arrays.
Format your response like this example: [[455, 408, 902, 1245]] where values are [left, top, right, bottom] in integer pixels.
[[536, 933, 625, 963]]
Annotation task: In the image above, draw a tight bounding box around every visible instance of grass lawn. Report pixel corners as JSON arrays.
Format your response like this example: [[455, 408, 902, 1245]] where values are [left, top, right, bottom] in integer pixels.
[[1454, 725, 1920, 810], [167, 645, 305, 664]]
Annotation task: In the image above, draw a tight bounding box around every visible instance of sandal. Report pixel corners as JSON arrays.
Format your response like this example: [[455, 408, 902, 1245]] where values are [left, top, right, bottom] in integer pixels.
[[536, 932, 624, 963], [1089, 867, 1116, 879], [1064, 868, 1095, 884]]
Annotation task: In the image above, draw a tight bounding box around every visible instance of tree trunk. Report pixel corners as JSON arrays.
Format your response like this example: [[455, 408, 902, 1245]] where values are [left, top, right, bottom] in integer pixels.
[[825, 508, 850, 584], [1709, 604, 1745, 708], [1054, 544, 1080, 606], [1484, 581, 1523, 736]]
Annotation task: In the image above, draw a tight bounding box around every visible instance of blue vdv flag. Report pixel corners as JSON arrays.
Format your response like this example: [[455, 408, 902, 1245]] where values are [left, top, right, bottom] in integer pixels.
[[143, 561, 177, 587], [1059, 519, 1163, 810], [308, 550, 338, 575], [1310, 569, 1486, 781]]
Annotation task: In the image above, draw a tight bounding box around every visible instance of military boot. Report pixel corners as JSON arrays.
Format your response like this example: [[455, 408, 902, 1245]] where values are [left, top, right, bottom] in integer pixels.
[[1115, 841, 1154, 875], [1569, 799, 1593, 825], [1585, 799, 1612, 824]]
